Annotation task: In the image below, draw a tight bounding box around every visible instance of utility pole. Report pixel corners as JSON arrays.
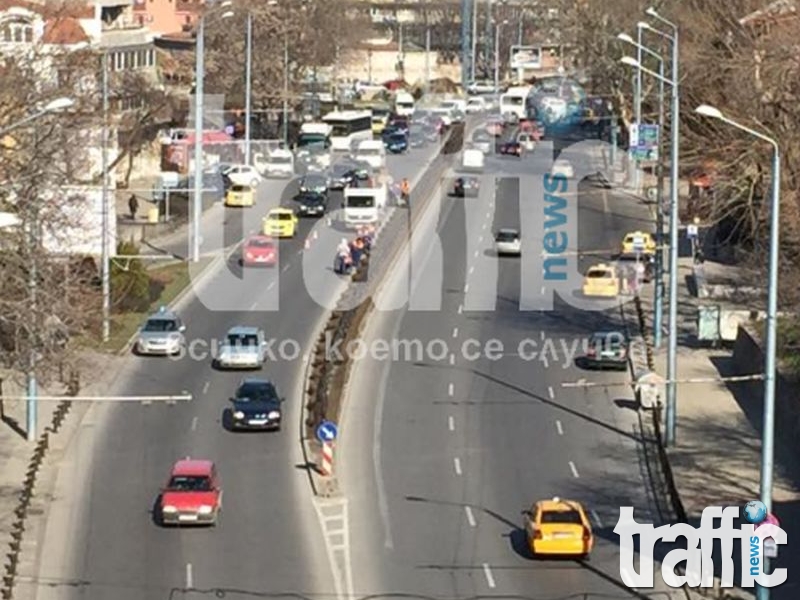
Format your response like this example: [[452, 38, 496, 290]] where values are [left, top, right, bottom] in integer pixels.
[[244, 12, 252, 165], [470, 0, 478, 83], [484, 0, 493, 79], [282, 28, 289, 146], [461, 0, 473, 90], [192, 17, 205, 263], [101, 52, 110, 343], [425, 26, 431, 93]]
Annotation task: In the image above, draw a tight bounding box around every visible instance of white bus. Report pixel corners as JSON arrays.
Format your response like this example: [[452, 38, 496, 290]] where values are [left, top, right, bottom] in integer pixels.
[[343, 185, 385, 227], [323, 110, 372, 151], [499, 86, 532, 120]]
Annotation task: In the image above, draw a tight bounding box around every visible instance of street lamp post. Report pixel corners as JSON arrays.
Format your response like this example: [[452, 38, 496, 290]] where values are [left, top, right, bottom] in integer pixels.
[[644, 7, 680, 447], [101, 52, 111, 344], [695, 103, 780, 600], [244, 12, 253, 165], [493, 20, 507, 93], [470, 0, 478, 83], [617, 32, 667, 349], [0, 98, 74, 137]]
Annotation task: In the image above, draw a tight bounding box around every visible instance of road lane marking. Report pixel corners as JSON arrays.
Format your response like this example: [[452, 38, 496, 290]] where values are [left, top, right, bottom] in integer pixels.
[[556, 420, 564, 435], [267, 281, 275, 290], [458, 304, 463, 314], [190, 417, 198, 432], [282, 264, 290, 272], [452, 327, 459, 338], [474, 250, 479, 258], [591, 509, 603, 528], [541, 355, 549, 368], [482, 564, 496, 588], [469, 266, 474, 275], [569, 461, 580, 478], [449, 354, 455, 365], [448, 415, 455, 431], [448, 382, 454, 396], [250, 300, 258, 310], [202, 381, 210, 394], [482, 223, 487, 230], [548, 385, 554, 399], [186, 563, 193, 589], [464, 284, 470, 293], [454, 457, 462, 475], [478, 235, 484, 243], [541, 285, 546, 294], [465, 506, 476, 527]]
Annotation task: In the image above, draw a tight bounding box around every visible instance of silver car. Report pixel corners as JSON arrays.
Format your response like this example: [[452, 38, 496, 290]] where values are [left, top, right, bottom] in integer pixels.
[[135, 307, 186, 355], [495, 228, 522, 256], [215, 327, 268, 369]]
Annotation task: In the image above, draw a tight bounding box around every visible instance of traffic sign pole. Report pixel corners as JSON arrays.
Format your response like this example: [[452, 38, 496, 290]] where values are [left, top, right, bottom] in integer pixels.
[[320, 442, 334, 476]]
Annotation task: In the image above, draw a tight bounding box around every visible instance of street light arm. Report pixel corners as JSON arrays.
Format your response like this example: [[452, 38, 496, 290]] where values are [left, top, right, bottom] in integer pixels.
[[639, 21, 673, 42], [621, 58, 672, 86], [646, 8, 678, 32], [0, 109, 49, 137], [618, 34, 664, 64], [710, 114, 779, 152]]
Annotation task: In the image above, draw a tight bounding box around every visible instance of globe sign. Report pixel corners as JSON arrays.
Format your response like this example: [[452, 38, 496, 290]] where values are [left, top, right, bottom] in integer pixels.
[[744, 500, 768, 524]]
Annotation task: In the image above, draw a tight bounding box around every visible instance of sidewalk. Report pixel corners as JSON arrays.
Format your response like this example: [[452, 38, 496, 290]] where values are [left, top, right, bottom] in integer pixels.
[[638, 257, 800, 598]]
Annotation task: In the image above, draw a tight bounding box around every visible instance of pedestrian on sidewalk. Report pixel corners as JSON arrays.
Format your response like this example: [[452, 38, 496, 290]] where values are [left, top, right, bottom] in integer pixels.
[[128, 194, 139, 220]]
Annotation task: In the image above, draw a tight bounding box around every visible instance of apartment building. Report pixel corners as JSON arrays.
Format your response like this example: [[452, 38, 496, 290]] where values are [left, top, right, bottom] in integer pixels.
[[132, 0, 202, 36]]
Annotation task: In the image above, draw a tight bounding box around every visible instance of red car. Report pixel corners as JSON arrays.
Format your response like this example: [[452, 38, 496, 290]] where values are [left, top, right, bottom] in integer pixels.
[[159, 459, 222, 526], [241, 235, 277, 267], [519, 119, 545, 140], [499, 140, 523, 156]]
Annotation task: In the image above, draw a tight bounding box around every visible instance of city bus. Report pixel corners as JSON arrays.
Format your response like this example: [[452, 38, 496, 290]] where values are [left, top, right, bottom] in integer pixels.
[[322, 110, 372, 151]]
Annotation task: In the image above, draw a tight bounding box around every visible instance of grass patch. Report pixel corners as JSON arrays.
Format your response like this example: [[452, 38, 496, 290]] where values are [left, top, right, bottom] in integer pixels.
[[80, 257, 214, 354]]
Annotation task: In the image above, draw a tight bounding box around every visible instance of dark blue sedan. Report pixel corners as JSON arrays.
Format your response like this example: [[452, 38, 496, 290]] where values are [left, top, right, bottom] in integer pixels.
[[383, 132, 408, 154]]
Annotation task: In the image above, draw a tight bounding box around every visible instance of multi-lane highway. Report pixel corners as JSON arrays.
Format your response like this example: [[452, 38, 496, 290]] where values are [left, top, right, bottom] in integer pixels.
[[340, 138, 685, 599], [28, 141, 443, 600]]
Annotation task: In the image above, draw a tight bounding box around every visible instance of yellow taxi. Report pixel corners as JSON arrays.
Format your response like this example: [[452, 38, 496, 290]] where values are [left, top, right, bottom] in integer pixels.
[[224, 184, 255, 207], [582, 263, 619, 297], [262, 207, 298, 238], [371, 114, 389, 135], [524, 497, 594, 558], [621, 230, 656, 255]]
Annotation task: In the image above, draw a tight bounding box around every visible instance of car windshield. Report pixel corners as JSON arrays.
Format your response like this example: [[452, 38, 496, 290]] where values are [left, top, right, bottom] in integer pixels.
[[143, 318, 178, 332], [271, 213, 294, 221], [473, 132, 490, 142], [230, 185, 249, 192], [167, 475, 212, 491], [301, 195, 323, 204], [389, 134, 405, 142], [236, 381, 277, 401], [496, 231, 519, 242], [332, 165, 351, 176], [226, 333, 259, 346], [268, 156, 292, 164], [587, 270, 612, 278], [247, 238, 273, 249], [303, 177, 325, 187], [297, 134, 327, 148], [346, 195, 375, 208], [541, 510, 583, 525]]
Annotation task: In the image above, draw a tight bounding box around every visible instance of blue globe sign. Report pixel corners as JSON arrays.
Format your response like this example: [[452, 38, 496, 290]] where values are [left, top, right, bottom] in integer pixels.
[[744, 500, 768, 524]]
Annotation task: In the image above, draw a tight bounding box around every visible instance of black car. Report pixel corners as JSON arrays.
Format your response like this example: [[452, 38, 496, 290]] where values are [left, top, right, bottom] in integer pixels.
[[327, 163, 359, 190], [499, 140, 523, 156], [583, 332, 628, 370], [228, 378, 284, 431], [453, 176, 480, 198], [299, 173, 328, 194], [387, 116, 409, 134], [384, 132, 409, 154], [295, 190, 328, 217]]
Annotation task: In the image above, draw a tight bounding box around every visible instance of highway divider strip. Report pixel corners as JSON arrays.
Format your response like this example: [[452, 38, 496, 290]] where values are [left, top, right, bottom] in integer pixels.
[[299, 122, 469, 497]]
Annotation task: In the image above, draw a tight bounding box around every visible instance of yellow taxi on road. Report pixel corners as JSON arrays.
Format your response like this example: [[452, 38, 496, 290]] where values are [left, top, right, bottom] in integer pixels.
[[371, 114, 389, 135], [262, 207, 298, 238], [225, 184, 255, 207], [621, 230, 656, 255], [524, 497, 594, 559], [582, 263, 619, 297]]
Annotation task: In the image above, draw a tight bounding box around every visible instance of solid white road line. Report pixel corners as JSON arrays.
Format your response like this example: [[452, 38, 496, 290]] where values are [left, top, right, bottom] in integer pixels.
[[190, 417, 198, 432], [448, 415, 455, 431], [591, 509, 603, 528], [556, 420, 564, 436], [465, 506, 476, 527], [569, 461, 580, 478], [452, 327, 459, 338], [482, 563, 496, 588], [186, 563, 193, 589], [448, 383, 454, 396], [548, 385, 554, 399], [453, 457, 462, 475], [202, 381, 210, 394]]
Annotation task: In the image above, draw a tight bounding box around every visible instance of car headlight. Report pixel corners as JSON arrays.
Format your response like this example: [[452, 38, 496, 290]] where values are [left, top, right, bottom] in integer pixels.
[[234, 411, 245, 419], [246, 252, 254, 260], [162, 505, 177, 513], [300, 205, 308, 210], [268, 410, 281, 419], [198, 505, 213, 514], [137, 337, 146, 347]]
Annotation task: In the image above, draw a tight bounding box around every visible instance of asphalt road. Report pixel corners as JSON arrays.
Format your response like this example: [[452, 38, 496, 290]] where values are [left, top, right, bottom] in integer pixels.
[[29, 141, 444, 600], [340, 136, 686, 599]]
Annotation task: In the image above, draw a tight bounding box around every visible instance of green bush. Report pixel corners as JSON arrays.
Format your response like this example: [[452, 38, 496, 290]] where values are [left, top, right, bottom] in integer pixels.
[[111, 241, 151, 313]]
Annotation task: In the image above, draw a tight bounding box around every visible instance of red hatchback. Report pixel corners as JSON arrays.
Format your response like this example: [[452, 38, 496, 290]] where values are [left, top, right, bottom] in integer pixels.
[[159, 459, 222, 526], [241, 235, 277, 267]]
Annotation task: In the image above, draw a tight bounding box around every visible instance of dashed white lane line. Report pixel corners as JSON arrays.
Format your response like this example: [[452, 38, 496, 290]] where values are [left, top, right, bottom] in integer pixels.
[[267, 281, 275, 290], [548, 385, 554, 399], [556, 420, 564, 436], [250, 300, 258, 310], [469, 266, 475, 275], [541, 355, 549, 368], [465, 506, 476, 527], [458, 304, 463, 314], [591, 509, 603, 528], [464, 283, 470, 293], [482, 223, 487, 230], [482, 563, 496, 588], [452, 327, 459, 338], [478, 235, 484, 243], [449, 354, 455, 365], [202, 381, 210, 394], [282, 264, 290, 272], [541, 285, 546, 295], [448, 415, 455, 431], [186, 563, 193, 589], [453, 457, 462, 475], [474, 250, 479, 258], [448, 382, 454, 396], [190, 417, 198, 432], [569, 461, 580, 479]]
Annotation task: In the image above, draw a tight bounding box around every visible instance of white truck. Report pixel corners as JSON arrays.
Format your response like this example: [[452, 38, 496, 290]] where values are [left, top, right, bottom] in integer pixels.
[[462, 148, 485, 172], [354, 139, 386, 170]]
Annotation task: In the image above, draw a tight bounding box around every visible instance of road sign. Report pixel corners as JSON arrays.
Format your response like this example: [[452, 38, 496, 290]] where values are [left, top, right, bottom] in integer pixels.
[[316, 420, 338, 443], [687, 224, 699, 238]]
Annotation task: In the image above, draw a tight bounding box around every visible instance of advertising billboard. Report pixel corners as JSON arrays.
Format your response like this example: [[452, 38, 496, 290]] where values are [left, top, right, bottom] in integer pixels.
[[509, 45, 541, 70]]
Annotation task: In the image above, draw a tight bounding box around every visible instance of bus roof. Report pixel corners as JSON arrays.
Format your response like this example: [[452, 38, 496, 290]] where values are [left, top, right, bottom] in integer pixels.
[[300, 123, 333, 135], [323, 110, 371, 121]]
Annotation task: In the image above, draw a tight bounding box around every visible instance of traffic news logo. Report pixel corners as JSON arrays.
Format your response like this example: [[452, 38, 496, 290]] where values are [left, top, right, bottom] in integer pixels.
[[614, 501, 787, 589]]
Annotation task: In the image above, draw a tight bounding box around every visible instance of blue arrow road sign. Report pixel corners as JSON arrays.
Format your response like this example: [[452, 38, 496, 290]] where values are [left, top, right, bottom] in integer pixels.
[[316, 420, 338, 443]]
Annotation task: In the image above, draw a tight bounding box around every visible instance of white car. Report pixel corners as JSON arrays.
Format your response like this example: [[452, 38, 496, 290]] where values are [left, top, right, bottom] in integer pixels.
[[430, 107, 453, 126], [495, 228, 521, 256], [465, 97, 487, 114], [256, 149, 294, 178], [517, 132, 536, 152], [471, 131, 493, 154], [551, 159, 574, 179], [215, 326, 269, 369], [224, 164, 263, 188], [135, 307, 186, 356]]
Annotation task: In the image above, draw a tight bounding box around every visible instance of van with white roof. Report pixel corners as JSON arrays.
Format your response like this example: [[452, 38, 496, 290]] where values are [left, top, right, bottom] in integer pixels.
[[354, 139, 386, 170]]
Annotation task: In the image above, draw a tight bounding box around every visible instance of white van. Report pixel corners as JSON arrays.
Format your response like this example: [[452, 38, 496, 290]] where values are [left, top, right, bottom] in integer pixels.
[[394, 92, 415, 117], [355, 139, 386, 170], [462, 148, 485, 172], [465, 97, 487, 114], [255, 148, 294, 178], [439, 99, 467, 123]]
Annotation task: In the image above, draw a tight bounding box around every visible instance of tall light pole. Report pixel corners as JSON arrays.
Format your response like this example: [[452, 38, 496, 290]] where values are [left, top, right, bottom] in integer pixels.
[[632, 23, 643, 192], [244, 12, 252, 165], [192, 2, 233, 263], [283, 29, 289, 146], [470, 0, 478, 83], [618, 31, 666, 349], [425, 26, 431, 93], [101, 52, 111, 343], [484, 0, 493, 79], [493, 19, 507, 93], [644, 7, 679, 447], [695, 104, 780, 600]]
